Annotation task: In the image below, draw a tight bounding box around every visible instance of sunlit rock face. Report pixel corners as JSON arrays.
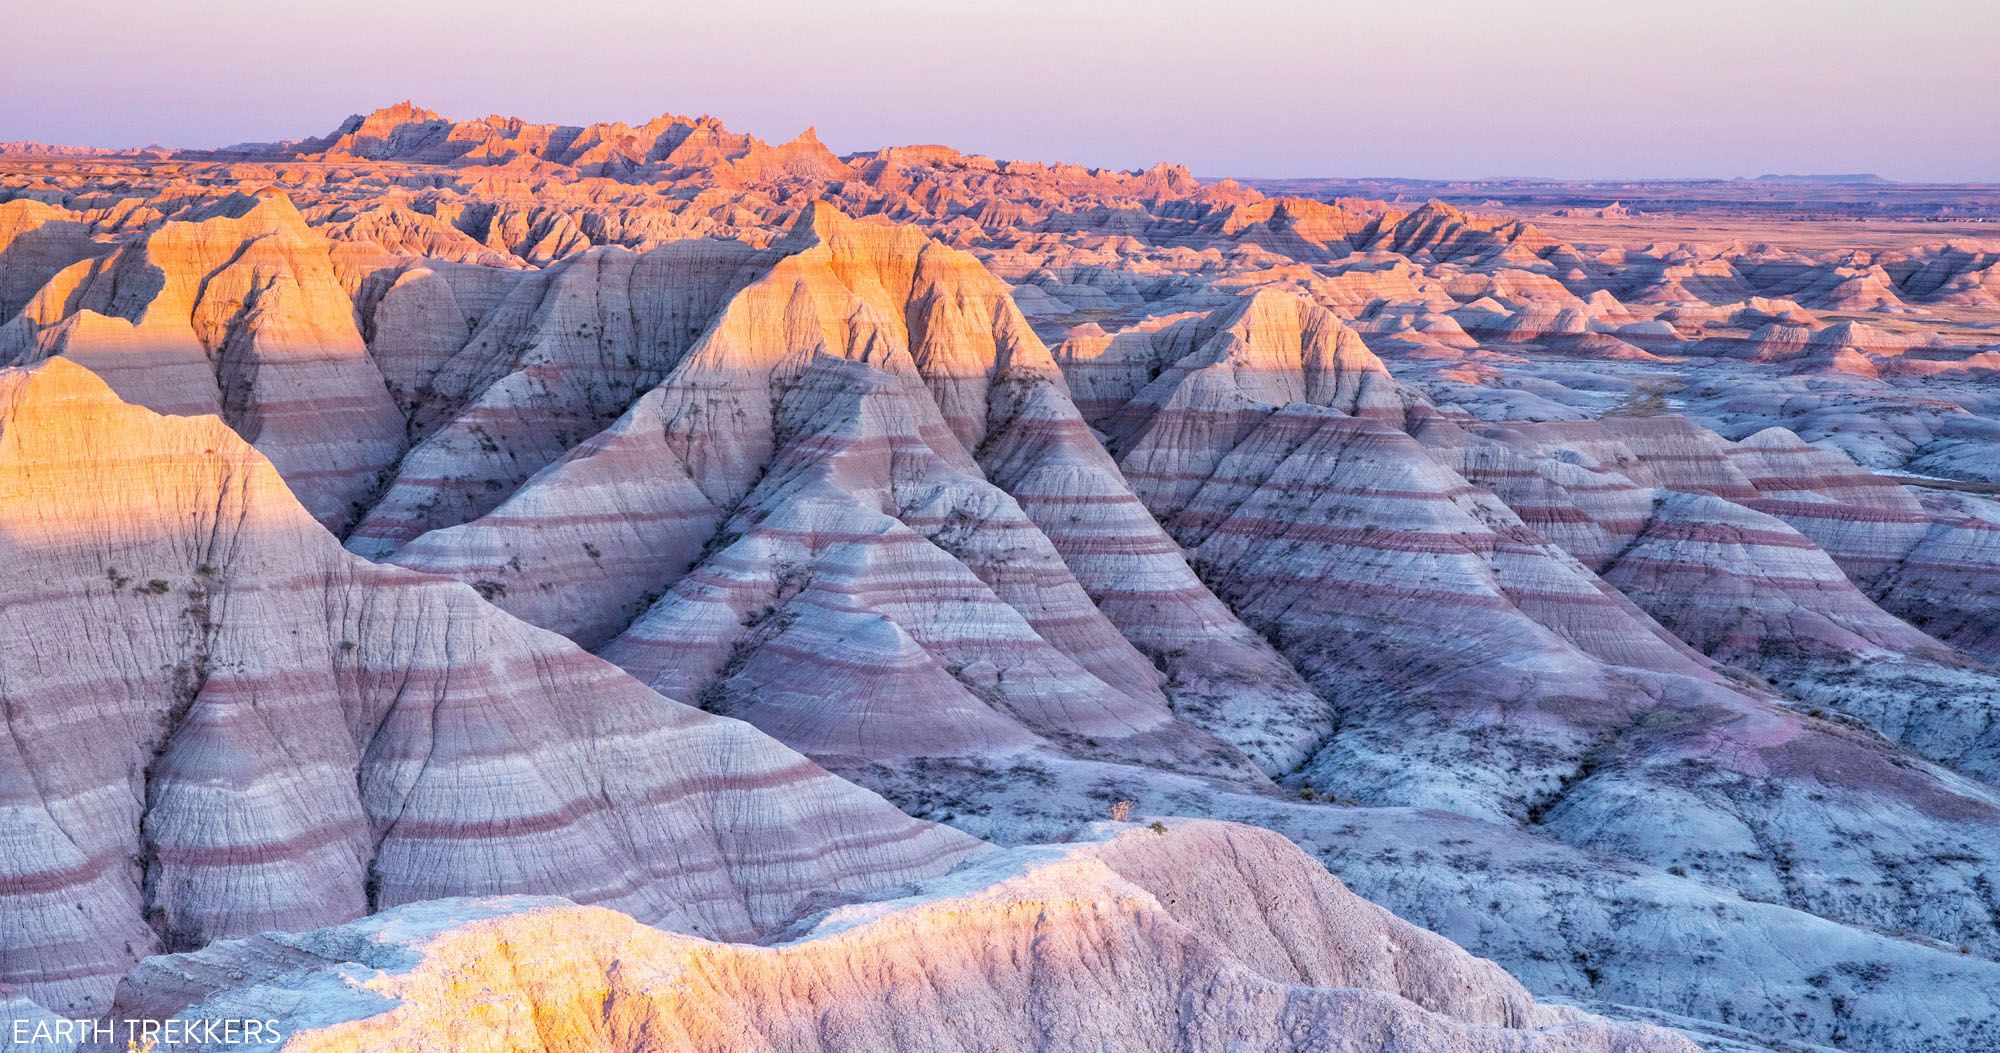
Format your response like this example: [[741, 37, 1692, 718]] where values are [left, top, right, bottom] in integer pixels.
[[80, 823, 1695, 1053], [0, 360, 978, 1015], [0, 194, 405, 531], [5, 104, 2000, 1053]]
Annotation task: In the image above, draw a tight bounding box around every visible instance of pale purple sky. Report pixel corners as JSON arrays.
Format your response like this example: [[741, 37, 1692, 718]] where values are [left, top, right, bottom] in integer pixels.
[[5, 0, 1996, 180]]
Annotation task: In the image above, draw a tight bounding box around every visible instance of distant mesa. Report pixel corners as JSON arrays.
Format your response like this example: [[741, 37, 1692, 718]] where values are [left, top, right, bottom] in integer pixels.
[[1547, 201, 1632, 219], [1751, 173, 1894, 185]]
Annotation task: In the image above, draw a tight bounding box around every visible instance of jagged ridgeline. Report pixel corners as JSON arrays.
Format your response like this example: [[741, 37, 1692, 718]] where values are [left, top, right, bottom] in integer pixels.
[[1, 104, 1999, 1053]]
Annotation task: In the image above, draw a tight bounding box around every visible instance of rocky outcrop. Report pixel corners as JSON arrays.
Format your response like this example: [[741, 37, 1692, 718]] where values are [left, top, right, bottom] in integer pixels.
[[0, 359, 979, 1015], [387, 204, 1324, 775], [9, 105, 2000, 1053], [1431, 415, 2000, 782], [0, 194, 403, 530], [0, 200, 103, 323], [78, 822, 1693, 1053], [347, 236, 770, 557], [1081, 317, 2000, 977]]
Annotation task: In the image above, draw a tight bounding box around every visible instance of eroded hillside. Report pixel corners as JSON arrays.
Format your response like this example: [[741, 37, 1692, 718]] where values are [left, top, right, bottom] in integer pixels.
[[3, 105, 1999, 1052]]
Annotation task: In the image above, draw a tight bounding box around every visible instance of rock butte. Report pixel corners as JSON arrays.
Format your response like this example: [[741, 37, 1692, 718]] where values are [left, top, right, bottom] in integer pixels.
[[1, 104, 1998, 1053]]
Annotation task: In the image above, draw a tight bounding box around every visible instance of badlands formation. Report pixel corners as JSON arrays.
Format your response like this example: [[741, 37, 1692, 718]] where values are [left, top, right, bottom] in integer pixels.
[[0, 104, 1998, 1051]]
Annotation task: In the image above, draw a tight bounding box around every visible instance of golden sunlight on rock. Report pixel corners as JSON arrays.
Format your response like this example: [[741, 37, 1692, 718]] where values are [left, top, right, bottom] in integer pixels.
[[2, 75, 1999, 1052]]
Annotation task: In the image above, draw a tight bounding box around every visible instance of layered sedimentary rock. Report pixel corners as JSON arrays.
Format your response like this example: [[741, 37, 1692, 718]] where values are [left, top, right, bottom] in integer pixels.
[[0, 199, 103, 322], [1073, 297, 2000, 982], [7, 105, 2000, 1053], [1415, 415, 2000, 781], [347, 236, 770, 557], [389, 204, 1323, 776], [976, 340, 1333, 774], [77, 823, 1692, 1053], [0, 194, 403, 530], [0, 359, 977, 1015], [215, 100, 846, 186]]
